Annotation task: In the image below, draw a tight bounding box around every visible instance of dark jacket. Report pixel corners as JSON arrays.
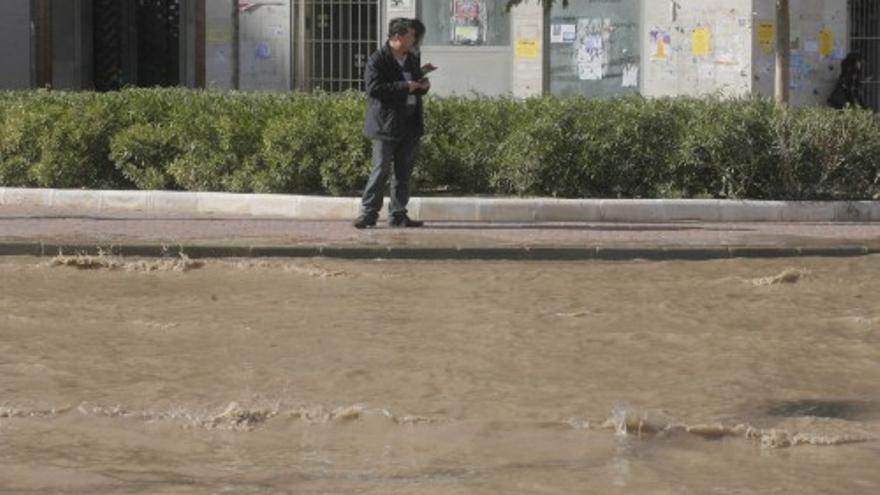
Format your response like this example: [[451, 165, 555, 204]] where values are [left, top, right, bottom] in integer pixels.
[[363, 44, 427, 140], [829, 57, 865, 109]]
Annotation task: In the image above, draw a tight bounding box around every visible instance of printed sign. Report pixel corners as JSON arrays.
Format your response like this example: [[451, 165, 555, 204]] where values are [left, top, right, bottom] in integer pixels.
[[551, 24, 577, 44], [650, 28, 671, 61], [757, 22, 774, 54], [819, 29, 833, 58], [452, 0, 485, 45], [691, 27, 711, 57]]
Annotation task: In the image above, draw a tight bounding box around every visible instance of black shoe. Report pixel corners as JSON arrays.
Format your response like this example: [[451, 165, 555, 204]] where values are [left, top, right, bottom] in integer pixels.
[[353, 214, 377, 229], [389, 214, 424, 228]]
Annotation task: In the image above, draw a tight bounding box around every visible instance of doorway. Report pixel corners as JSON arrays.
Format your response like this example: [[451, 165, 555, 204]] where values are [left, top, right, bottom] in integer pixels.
[[92, 0, 181, 90]]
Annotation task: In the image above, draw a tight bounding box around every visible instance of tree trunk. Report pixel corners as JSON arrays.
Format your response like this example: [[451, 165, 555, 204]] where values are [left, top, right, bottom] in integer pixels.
[[775, 0, 790, 105]]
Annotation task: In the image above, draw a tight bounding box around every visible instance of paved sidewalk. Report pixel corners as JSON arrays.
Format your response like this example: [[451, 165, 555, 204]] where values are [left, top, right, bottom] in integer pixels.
[[2, 206, 880, 260]]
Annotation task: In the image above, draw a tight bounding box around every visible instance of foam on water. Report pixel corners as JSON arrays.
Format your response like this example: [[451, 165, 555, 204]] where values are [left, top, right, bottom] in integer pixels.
[[597, 406, 877, 448], [0, 405, 72, 419], [226, 260, 349, 278], [748, 267, 809, 287], [7, 401, 440, 431], [45, 253, 204, 272], [4, 401, 874, 449]]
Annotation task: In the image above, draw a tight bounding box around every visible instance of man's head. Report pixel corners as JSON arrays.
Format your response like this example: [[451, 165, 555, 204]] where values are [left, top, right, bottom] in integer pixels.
[[388, 18, 416, 53], [843, 52, 864, 72]]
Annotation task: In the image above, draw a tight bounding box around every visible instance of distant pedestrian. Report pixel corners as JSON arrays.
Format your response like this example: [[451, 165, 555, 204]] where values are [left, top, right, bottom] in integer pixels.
[[354, 18, 431, 229], [828, 52, 866, 109]]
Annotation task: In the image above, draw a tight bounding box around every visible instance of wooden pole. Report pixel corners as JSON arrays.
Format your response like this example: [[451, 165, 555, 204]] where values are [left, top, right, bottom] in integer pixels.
[[775, 0, 790, 105]]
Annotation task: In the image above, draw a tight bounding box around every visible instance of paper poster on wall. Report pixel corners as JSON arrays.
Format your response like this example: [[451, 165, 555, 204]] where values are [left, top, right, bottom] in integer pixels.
[[577, 18, 611, 81], [515, 38, 539, 58], [714, 52, 737, 66], [451, 0, 486, 45], [691, 27, 711, 57], [455, 26, 480, 43], [789, 53, 804, 90], [551, 24, 577, 44], [516, 23, 540, 59], [805, 40, 818, 53], [622, 64, 639, 88], [650, 28, 671, 61], [206, 26, 233, 44], [757, 21, 774, 54], [819, 29, 833, 58]]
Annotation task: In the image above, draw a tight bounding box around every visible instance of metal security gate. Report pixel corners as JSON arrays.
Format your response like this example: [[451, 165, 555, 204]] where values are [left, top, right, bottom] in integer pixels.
[[302, 0, 381, 91], [850, 0, 880, 111]]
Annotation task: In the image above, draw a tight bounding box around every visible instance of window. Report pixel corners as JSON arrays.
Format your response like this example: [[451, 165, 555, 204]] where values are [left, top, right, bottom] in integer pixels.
[[549, 0, 640, 97], [420, 0, 510, 47]]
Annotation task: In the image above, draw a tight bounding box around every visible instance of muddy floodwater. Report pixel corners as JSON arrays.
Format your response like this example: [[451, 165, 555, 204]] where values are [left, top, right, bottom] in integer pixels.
[[1, 255, 879, 494]]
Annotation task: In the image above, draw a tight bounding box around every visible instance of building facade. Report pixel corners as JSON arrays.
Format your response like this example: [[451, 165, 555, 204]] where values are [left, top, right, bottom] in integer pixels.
[[1, 0, 877, 109]]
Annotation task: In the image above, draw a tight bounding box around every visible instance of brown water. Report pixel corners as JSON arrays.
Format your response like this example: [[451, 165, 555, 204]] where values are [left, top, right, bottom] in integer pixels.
[[1, 255, 879, 494]]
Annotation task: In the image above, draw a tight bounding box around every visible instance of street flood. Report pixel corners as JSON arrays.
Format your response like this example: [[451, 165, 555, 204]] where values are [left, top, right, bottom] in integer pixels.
[[1, 255, 879, 494]]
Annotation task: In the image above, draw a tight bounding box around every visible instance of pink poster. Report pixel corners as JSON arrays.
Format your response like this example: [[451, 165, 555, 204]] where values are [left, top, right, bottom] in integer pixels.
[[451, 0, 485, 45]]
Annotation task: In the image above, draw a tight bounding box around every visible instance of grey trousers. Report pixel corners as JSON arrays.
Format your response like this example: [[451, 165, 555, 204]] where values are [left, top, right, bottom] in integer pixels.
[[360, 134, 420, 219]]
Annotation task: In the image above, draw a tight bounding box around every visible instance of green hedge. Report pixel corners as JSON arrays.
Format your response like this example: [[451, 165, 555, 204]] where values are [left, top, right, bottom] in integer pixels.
[[1, 88, 878, 200]]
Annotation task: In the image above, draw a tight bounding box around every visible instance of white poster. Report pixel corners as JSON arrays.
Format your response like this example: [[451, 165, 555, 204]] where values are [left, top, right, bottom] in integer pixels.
[[622, 64, 639, 88], [577, 19, 611, 81], [551, 24, 577, 44]]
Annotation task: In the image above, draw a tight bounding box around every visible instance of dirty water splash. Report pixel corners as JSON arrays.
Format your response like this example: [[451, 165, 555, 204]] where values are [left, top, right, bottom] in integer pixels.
[[46, 252, 204, 272], [595, 405, 877, 449], [2, 256, 880, 494], [4, 400, 875, 449]]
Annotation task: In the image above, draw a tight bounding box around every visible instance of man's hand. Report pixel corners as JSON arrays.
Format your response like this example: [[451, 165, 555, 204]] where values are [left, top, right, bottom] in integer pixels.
[[408, 79, 431, 93]]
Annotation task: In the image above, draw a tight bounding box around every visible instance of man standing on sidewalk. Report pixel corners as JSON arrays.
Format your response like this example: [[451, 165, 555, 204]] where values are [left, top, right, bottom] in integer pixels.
[[354, 18, 430, 229]]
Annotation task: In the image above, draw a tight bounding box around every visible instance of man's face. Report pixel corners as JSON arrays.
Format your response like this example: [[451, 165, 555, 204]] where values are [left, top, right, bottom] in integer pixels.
[[393, 28, 416, 52]]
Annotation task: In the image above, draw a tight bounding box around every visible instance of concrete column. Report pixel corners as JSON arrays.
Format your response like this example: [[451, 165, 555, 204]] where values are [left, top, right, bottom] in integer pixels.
[[0, 0, 35, 89], [511, 0, 545, 97], [237, 1, 291, 91]]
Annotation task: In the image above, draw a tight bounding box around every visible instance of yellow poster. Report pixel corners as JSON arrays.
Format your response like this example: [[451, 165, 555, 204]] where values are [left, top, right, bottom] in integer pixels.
[[655, 40, 666, 60], [819, 29, 833, 58], [515, 39, 539, 59], [691, 28, 711, 57], [757, 22, 774, 54], [757, 22, 775, 44]]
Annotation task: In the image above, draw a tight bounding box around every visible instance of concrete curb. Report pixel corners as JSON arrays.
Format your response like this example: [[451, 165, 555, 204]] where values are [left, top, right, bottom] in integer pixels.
[[0, 188, 880, 223], [2, 241, 877, 261], [2, 187, 879, 223]]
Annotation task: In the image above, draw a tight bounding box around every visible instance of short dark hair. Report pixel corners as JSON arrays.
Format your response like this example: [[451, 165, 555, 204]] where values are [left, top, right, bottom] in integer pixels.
[[388, 18, 414, 40], [412, 18, 426, 42]]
